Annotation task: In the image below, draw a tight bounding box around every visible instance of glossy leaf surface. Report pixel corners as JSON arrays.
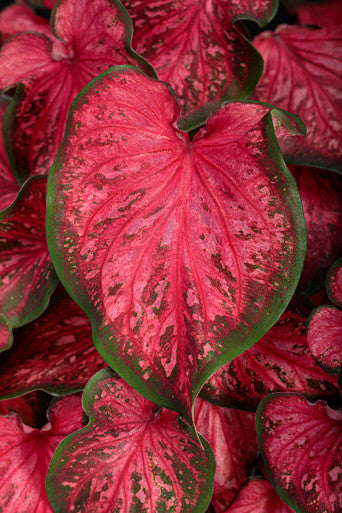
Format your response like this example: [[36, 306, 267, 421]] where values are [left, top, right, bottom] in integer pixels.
[[0, 97, 19, 212], [0, 288, 105, 398], [307, 305, 342, 374], [194, 398, 257, 512], [0, 4, 50, 43], [0, 394, 84, 513], [201, 303, 339, 410], [125, 0, 277, 129], [224, 478, 293, 513], [0, 0, 154, 180], [257, 394, 342, 513], [47, 368, 215, 513], [290, 166, 342, 294], [47, 66, 306, 418], [327, 258, 342, 307], [253, 25, 342, 172], [0, 176, 57, 345]]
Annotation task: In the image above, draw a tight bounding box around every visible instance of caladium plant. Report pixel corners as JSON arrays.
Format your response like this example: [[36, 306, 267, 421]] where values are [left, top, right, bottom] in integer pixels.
[[0, 0, 341, 512]]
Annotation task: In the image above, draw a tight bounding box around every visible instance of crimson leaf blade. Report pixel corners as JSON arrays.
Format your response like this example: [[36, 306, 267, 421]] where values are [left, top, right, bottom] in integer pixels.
[[327, 258, 342, 307], [0, 97, 19, 212]]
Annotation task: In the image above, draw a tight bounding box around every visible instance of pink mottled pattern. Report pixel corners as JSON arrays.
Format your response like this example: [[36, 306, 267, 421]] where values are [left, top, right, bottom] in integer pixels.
[[307, 306, 342, 374], [327, 259, 342, 307]]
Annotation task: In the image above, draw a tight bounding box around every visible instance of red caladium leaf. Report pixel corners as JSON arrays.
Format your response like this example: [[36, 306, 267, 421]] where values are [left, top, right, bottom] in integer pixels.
[[0, 3, 50, 43], [0, 313, 12, 351], [0, 288, 106, 398], [201, 302, 339, 411], [257, 394, 342, 513], [307, 306, 342, 375], [0, 393, 85, 512], [290, 166, 342, 294], [327, 258, 342, 307], [0, 0, 155, 181], [124, 0, 278, 129], [0, 175, 57, 348], [253, 25, 342, 172], [0, 97, 19, 212], [194, 397, 257, 512], [43, 0, 57, 8], [47, 66, 306, 419], [0, 391, 51, 426], [224, 478, 294, 513], [46, 368, 215, 513], [297, 0, 342, 29]]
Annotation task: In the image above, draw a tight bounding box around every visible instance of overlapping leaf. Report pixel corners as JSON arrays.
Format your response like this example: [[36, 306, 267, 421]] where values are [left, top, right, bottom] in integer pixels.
[[257, 394, 342, 513], [124, 0, 278, 129], [194, 398, 257, 512], [297, 0, 342, 29], [47, 66, 306, 419], [0, 394, 84, 512], [0, 288, 106, 398], [290, 166, 342, 294], [253, 25, 342, 172], [0, 176, 57, 348], [0, 391, 51, 426], [224, 478, 294, 513], [327, 257, 342, 306], [0, 3, 50, 43], [0, 97, 19, 212], [201, 303, 339, 410], [0, 0, 154, 181], [46, 368, 215, 513]]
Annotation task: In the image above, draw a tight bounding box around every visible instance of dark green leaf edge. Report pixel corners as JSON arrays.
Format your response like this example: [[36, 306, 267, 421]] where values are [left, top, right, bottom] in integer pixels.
[[256, 392, 313, 513], [0, 175, 58, 339], [282, 152, 342, 176], [46, 66, 306, 425], [326, 257, 342, 307], [46, 367, 215, 513]]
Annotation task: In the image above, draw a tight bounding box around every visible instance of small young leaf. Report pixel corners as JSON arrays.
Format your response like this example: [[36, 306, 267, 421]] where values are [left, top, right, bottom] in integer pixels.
[[257, 394, 342, 513], [194, 398, 257, 512], [253, 25, 342, 172], [47, 66, 306, 419], [224, 477, 294, 513], [0, 176, 57, 342], [46, 368, 215, 513], [0, 288, 106, 398]]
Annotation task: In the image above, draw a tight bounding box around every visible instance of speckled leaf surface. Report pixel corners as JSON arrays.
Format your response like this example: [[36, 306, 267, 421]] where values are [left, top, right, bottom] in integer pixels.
[[224, 478, 294, 513], [46, 368, 215, 513], [0, 394, 84, 513], [0, 0, 154, 181], [290, 166, 342, 294], [201, 303, 339, 410], [124, 0, 278, 129], [0, 288, 106, 399], [0, 97, 19, 212], [257, 394, 342, 513], [0, 176, 57, 342], [307, 306, 342, 375], [47, 66, 306, 419], [327, 258, 342, 307], [253, 25, 342, 172], [0, 3, 50, 43], [194, 397, 257, 512]]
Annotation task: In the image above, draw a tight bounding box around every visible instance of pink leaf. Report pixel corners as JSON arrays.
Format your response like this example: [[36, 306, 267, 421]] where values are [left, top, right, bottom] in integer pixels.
[[224, 478, 294, 513], [0, 4, 50, 43], [201, 303, 339, 410], [0, 97, 19, 212], [307, 305, 342, 374], [0, 394, 84, 512], [0, 288, 106, 398], [0, 176, 57, 345], [46, 368, 215, 513], [327, 258, 342, 307], [257, 394, 342, 513], [0, 0, 154, 180], [194, 398, 257, 512], [0, 313, 12, 352], [253, 25, 342, 172], [47, 66, 306, 419], [297, 0, 342, 29], [290, 166, 342, 294], [124, 0, 277, 129]]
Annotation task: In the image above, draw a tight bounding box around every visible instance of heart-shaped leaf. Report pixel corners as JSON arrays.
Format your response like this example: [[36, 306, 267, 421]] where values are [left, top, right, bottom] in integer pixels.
[[0, 287, 106, 398], [124, 0, 278, 129], [0, 394, 85, 512], [0, 3, 50, 43], [0, 175, 57, 348], [327, 258, 342, 307], [0, 0, 155, 181], [47, 66, 306, 419], [257, 394, 342, 513], [290, 166, 342, 295], [46, 368, 215, 513], [194, 398, 257, 512], [0, 97, 19, 212], [224, 478, 294, 513], [253, 25, 342, 172], [201, 302, 339, 410]]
